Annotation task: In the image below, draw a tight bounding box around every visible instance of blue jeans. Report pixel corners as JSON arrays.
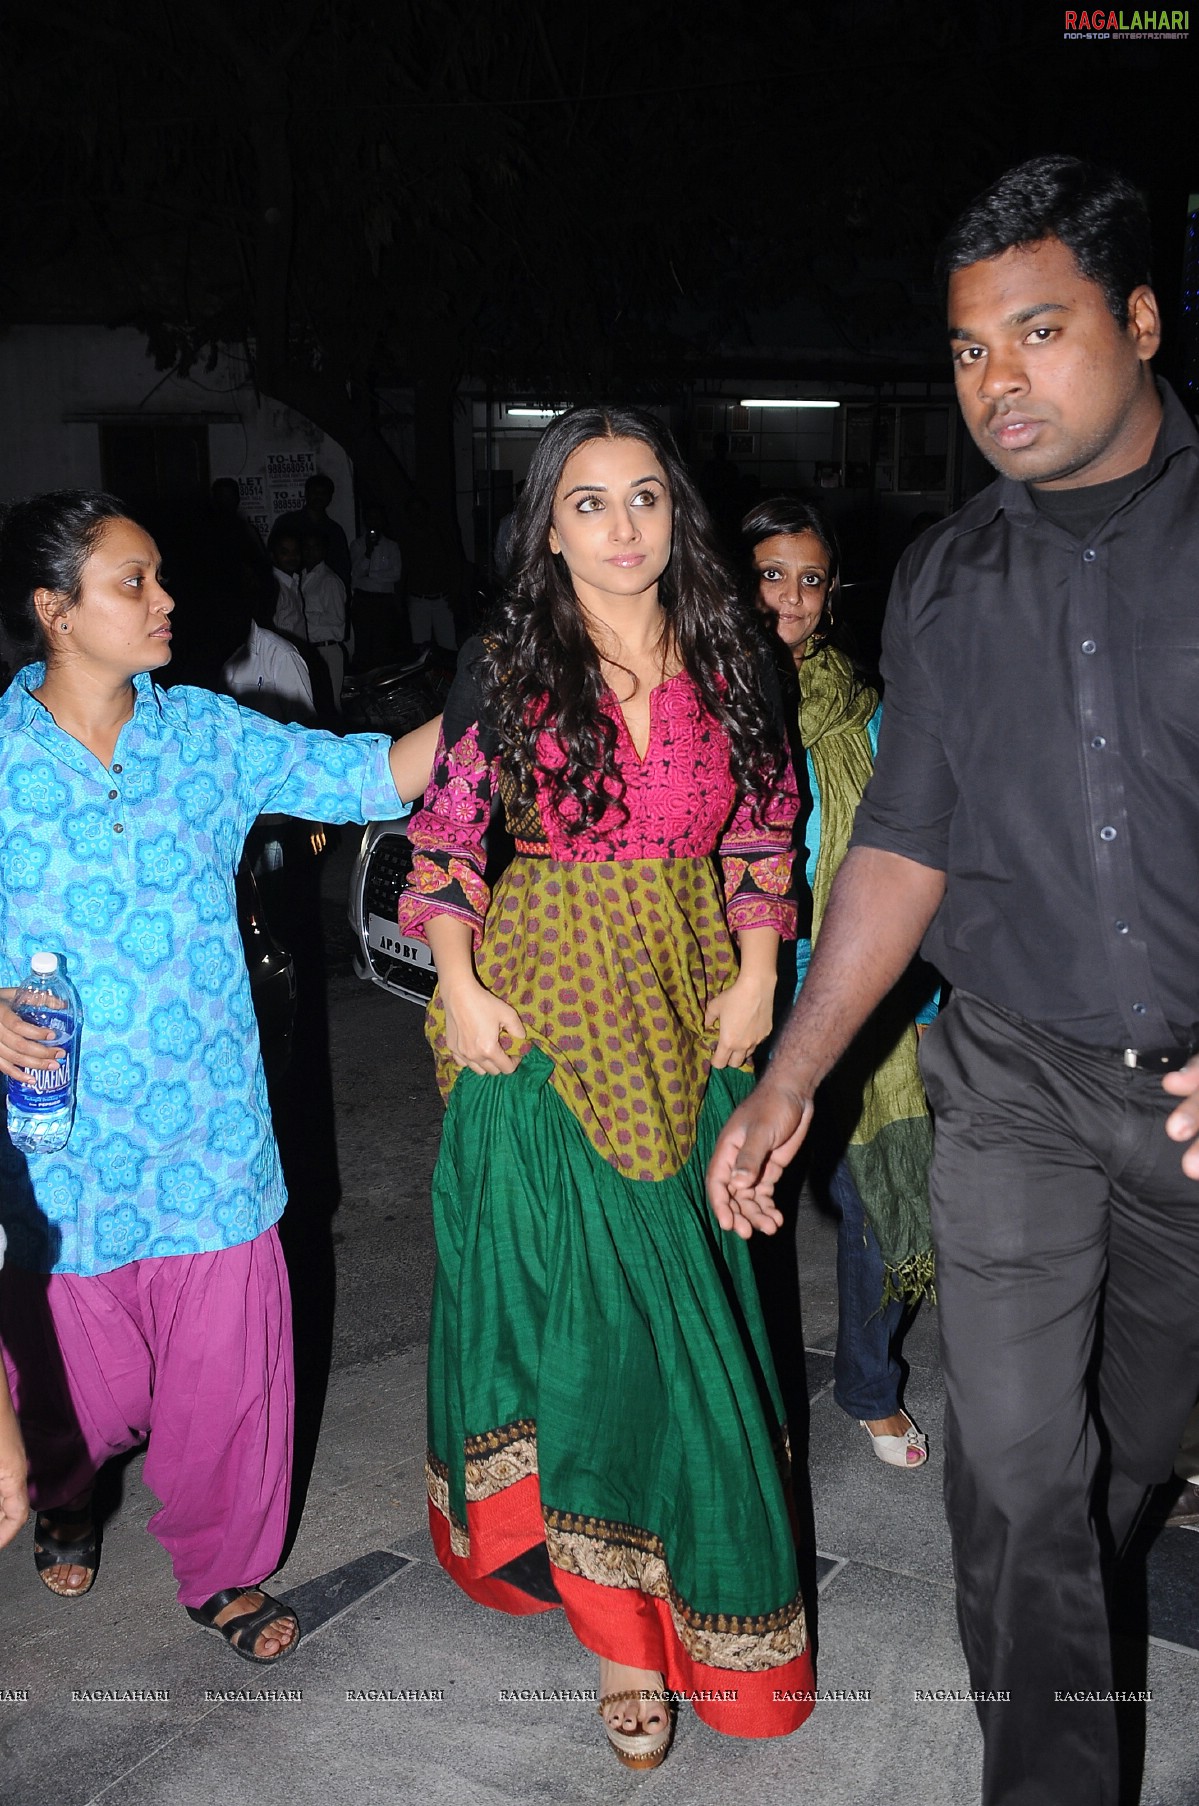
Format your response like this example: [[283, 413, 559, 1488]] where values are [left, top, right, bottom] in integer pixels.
[[829, 1157, 904, 1420]]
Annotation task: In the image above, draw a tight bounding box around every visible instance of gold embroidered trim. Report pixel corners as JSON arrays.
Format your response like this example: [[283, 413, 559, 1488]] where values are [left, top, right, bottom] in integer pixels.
[[426, 1421, 541, 1557], [464, 1419, 539, 1503], [544, 1507, 807, 1671], [462, 1418, 537, 1458], [426, 1422, 806, 1671], [425, 1452, 470, 1557]]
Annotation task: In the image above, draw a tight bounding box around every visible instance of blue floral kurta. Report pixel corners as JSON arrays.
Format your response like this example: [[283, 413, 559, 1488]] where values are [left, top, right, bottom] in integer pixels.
[[0, 664, 405, 1275]]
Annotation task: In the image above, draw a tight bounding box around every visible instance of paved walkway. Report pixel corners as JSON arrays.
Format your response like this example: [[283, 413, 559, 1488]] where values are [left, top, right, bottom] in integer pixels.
[[2, 834, 1195, 1804], [2, 1188, 1196, 1805]]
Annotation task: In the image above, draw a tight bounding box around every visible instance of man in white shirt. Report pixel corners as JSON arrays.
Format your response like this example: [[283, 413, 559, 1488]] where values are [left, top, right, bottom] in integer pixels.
[[224, 584, 321, 905], [349, 513, 403, 596], [270, 526, 347, 714], [223, 619, 315, 723]]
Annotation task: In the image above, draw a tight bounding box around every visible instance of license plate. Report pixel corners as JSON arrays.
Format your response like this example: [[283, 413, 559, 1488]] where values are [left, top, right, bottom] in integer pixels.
[[367, 915, 434, 968]]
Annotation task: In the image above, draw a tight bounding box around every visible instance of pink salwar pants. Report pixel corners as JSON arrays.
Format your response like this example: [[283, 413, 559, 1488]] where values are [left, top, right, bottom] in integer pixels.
[[0, 1227, 293, 1607]]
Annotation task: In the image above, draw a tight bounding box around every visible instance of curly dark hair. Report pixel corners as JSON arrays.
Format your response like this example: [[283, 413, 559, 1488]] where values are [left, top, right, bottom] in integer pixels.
[[483, 405, 785, 832]]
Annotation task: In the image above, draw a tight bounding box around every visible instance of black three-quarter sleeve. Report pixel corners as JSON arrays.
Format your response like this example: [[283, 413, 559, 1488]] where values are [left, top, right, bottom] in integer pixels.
[[849, 551, 956, 873], [396, 636, 502, 947]]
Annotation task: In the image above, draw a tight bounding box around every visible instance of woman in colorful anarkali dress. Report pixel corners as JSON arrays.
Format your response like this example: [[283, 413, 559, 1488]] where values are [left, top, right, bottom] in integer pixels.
[[398, 407, 814, 1767]]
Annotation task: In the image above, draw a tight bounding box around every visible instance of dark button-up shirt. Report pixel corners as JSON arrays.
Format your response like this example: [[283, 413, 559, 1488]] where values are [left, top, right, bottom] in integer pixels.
[[851, 381, 1199, 1049]]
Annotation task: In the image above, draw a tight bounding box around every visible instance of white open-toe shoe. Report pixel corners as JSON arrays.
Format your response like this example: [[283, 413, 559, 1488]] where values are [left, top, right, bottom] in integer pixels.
[[860, 1411, 928, 1468]]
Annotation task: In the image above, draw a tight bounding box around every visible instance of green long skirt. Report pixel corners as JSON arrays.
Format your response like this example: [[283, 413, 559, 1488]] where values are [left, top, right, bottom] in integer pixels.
[[425, 1046, 813, 1738]]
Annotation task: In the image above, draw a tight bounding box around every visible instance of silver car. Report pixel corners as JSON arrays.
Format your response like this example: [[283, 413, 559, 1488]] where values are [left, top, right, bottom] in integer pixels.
[[342, 653, 453, 1005], [347, 816, 438, 1005]]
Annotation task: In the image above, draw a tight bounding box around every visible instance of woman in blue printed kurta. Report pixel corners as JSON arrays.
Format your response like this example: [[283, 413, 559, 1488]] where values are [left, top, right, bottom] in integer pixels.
[[0, 491, 436, 1661]]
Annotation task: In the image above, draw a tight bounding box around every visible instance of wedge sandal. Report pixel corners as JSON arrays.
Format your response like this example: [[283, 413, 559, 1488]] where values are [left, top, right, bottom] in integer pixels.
[[597, 1688, 675, 1770]]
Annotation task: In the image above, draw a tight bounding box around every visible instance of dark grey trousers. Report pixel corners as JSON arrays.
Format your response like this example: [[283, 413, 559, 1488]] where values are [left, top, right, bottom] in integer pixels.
[[919, 991, 1199, 1806]]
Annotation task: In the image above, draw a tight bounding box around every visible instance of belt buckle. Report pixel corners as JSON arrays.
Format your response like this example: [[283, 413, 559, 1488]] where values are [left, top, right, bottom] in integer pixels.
[[1123, 1044, 1195, 1072]]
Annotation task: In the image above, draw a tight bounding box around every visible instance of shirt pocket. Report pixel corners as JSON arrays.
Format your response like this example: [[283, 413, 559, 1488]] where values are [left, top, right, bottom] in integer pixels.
[[1134, 616, 1199, 779]]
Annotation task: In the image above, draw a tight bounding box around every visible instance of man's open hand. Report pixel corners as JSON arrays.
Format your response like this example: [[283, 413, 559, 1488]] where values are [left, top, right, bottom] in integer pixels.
[[706, 1079, 813, 1238]]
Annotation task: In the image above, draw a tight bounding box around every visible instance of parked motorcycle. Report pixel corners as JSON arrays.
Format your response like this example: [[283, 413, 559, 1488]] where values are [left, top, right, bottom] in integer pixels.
[[340, 647, 452, 740]]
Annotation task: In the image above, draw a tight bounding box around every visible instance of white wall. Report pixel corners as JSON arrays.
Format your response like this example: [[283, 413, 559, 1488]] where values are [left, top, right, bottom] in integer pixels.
[[0, 325, 355, 547]]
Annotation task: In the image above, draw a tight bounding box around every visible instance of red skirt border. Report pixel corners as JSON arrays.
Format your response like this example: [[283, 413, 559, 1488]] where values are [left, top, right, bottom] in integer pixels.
[[428, 1480, 815, 1739]]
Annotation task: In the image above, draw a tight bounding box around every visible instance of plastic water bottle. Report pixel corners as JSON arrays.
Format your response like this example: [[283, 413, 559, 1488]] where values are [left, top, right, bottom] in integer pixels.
[[5, 952, 83, 1154]]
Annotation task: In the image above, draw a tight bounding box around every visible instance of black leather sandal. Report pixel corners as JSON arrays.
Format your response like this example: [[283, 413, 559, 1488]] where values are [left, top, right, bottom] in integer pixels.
[[186, 1587, 301, 1664], [34, 1507, 100, 1599]]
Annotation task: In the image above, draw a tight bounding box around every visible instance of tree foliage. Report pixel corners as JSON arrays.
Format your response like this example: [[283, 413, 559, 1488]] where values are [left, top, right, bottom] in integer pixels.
[[0, 0, 1189, 565]]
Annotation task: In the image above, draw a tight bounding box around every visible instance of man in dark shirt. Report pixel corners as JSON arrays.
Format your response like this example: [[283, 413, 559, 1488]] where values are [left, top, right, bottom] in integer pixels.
[[275, 472, 352, 595], [709, 156, 1199, 1805]]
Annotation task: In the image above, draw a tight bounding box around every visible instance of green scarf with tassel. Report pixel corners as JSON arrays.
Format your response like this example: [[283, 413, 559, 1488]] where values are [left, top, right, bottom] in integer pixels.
[[799, 644, 935, 1305]]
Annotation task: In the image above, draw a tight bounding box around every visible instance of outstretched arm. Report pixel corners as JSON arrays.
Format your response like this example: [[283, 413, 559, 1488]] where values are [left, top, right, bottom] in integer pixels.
[[388, 714, 441, 805], [706, 847, 945, 1237]]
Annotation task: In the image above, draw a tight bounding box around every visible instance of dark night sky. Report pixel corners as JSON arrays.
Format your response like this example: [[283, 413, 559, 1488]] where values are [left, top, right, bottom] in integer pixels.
[[0, 0, 1194, 575], [2, 1, 1194, 375]]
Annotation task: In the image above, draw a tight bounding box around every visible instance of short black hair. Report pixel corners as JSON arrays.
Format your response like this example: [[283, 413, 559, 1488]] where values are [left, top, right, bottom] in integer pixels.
[[935, 155, 1152, 325], [0, 489, 132, 662]]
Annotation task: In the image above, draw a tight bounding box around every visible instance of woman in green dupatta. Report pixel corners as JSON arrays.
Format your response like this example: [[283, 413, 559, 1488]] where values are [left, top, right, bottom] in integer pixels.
[[743, 498, 936, 1470]]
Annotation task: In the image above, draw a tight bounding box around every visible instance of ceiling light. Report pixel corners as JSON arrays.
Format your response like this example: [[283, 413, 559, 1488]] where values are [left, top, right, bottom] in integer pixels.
[[738, 399, 841, 410]]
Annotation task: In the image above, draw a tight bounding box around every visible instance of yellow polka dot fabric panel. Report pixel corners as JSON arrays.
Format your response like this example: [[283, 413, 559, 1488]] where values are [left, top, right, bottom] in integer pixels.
[[426, 856, 739, 1181]]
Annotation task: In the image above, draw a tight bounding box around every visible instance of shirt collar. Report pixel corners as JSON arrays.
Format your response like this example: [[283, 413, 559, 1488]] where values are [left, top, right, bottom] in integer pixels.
[[995, 377, 1197, 526], [3, 663, 165, 737]]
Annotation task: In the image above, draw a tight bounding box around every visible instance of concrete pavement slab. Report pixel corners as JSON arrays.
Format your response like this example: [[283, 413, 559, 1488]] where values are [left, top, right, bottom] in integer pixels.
[[4, 1326, 1197, 1805], [806, 1363, 954, 1586], [2, 842, 1194, 1803]]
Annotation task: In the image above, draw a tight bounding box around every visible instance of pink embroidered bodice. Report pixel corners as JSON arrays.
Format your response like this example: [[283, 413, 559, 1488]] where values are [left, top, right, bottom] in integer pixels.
[[397, 643, 798, 945]]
